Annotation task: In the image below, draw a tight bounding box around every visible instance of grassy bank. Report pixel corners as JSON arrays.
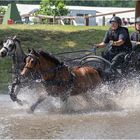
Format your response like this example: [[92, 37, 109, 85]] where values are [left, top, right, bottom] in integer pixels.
[[0, 25, 108, 53], [0, 25, 134, 92]]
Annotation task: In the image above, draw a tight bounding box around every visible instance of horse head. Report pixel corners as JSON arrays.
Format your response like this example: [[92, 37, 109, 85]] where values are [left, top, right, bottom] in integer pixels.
[[21, 48, 40, 76], [0, 36, 20, 57], [21, 49, 64, 80]]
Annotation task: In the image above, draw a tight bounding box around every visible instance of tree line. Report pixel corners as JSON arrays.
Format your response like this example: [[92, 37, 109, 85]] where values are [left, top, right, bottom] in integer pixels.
[[0, 0, 135, 7]]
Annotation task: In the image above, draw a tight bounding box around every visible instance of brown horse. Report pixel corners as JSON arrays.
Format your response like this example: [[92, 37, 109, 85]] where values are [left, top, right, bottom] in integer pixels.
[[21, 49, 102, 112]]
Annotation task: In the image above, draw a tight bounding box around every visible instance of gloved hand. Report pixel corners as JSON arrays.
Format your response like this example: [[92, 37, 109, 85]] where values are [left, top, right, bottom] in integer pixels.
[[136, 42, 140, 45], [109, 40, 114, 46]]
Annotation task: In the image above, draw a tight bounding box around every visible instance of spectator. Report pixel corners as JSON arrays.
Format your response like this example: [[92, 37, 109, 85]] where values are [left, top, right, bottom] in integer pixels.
[[122, 18, 128, 26]]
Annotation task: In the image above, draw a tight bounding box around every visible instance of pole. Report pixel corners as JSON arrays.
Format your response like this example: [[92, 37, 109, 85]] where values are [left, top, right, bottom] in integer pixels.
[[135, 0, 140, 18]]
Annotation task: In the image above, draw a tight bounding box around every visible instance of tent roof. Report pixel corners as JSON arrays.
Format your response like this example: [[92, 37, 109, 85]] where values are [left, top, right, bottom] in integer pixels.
[[2, 2, 22, 24]]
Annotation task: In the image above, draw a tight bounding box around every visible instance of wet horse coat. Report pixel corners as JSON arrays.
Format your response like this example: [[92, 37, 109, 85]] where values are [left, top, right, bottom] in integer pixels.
[[21, 49, 102, 112]]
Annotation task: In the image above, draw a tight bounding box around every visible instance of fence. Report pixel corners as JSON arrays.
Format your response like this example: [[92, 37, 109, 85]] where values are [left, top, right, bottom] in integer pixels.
[[84, 9, 135, 26]]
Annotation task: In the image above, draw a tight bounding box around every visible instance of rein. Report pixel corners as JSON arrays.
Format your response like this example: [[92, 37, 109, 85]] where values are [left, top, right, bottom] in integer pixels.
[[3, 46, 9, 52], [24, 51, 75, 87]]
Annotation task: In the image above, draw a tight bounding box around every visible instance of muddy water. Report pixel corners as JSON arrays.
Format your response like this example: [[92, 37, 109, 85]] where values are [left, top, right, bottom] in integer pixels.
[[1, 77, 140, 139]]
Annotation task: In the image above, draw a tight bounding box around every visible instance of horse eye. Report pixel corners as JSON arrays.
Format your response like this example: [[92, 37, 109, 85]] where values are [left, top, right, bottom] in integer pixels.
[[9, 44, 13, 48], [24, 57, 27, 63], [8, 44, 14, 50], [31, 59, 34, 64]]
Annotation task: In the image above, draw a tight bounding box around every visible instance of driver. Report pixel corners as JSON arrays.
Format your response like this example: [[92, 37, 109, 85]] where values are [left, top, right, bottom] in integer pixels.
[[96, 16, 132, 62], [130, 17, 140, 51]]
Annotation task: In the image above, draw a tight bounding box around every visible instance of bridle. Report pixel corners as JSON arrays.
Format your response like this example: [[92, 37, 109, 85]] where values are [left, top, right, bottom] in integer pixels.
[[24, 54, 40, 70], [23, 52, 75, 88], [23, 53, 68, 81], [2, 39, 16, 56]]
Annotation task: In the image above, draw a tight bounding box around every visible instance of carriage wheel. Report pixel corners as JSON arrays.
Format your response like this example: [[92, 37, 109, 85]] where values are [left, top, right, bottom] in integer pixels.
[[79, 56, 111, 70], [79, 56, 122, 81]]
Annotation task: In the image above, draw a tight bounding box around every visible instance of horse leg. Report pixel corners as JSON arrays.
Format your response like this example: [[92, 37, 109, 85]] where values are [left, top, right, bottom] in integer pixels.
[[60, 97, 69, 113], [28, 94, 46, 113], [9, 79, 23, 105], [60, 90, 72, 113]]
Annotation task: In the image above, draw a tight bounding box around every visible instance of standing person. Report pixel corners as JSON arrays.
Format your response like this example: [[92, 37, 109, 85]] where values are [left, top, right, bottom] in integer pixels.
[[127, 18, 131, 25], [96, 16, 132, 63], [130, 17, 140, 51], [122, 18, 128, 26]]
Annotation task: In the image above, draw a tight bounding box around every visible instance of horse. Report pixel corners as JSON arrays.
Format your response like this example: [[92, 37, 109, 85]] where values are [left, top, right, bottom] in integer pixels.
[[21, 49, 103, 112], [0, 36, 42, 105]]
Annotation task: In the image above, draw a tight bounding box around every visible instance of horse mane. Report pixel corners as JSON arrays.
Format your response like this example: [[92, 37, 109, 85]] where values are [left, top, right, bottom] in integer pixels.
[[5, 36, 21, 44], [39, 50, 62, 65], [14, 38, 21, 44]]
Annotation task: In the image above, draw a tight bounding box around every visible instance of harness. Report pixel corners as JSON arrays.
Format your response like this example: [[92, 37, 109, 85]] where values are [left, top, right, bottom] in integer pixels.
[[25, 54, 75, 88], [3, 46, 9, 52], [42, 65, 75, 88]]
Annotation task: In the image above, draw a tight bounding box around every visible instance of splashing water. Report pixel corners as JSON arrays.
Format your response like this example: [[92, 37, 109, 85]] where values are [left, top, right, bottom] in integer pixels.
[[11, 74, 140, 113], [93, 74, 140, 112]]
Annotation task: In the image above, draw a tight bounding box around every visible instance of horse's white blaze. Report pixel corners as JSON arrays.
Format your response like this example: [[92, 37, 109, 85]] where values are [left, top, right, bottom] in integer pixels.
[[80, 68, 86, 76], [0, 48, 6, 56]]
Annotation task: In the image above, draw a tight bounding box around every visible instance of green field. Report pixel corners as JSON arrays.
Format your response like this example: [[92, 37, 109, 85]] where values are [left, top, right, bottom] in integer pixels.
[[0, 25, 135, 92]]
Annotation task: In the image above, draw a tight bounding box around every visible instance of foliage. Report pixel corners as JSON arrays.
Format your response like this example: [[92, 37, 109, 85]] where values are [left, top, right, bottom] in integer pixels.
[[37, 0, 69, 16], [0, 6, 6, 15], [0, 0, 39, 5], [0, 0, 135, 7], [64, 0, 135, 7]]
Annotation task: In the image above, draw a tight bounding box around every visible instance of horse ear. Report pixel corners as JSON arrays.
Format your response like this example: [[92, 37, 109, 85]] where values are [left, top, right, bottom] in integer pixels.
[[32, 48, 39, 56], [28, 48, 31, 53], [32, 48, 36, 53], [13, 36, 17, 40]]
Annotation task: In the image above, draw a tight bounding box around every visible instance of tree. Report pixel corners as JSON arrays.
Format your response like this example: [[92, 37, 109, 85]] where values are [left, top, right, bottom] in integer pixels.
[[0, 6, 6, 15], [37, 0, 69, 16], [64, 0, 134, 7]]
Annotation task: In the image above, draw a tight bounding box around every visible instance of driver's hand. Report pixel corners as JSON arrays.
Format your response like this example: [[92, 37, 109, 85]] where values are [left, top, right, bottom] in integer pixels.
[[109, 40, 114, 45], [136, 42, 140, 45], [94, 44, 99, 48]]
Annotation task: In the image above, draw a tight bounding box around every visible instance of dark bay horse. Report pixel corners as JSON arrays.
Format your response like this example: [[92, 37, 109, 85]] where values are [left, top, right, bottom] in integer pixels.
[[21, 49, 102, 112], [0, 36, 42, 105]]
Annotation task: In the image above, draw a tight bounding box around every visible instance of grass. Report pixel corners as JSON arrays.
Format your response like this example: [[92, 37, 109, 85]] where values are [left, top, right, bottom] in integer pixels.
[[0, 25, 108, 52], [0, 24, 135, 92]]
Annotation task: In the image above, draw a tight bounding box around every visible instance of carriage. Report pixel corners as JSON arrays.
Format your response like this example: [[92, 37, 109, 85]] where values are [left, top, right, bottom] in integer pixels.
[[53, 46, 139, 81]]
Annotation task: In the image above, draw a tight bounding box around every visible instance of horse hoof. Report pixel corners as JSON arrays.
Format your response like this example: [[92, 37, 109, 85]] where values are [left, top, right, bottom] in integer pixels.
[[27, 108, 34, 114], [27, 105, 35, 114]]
